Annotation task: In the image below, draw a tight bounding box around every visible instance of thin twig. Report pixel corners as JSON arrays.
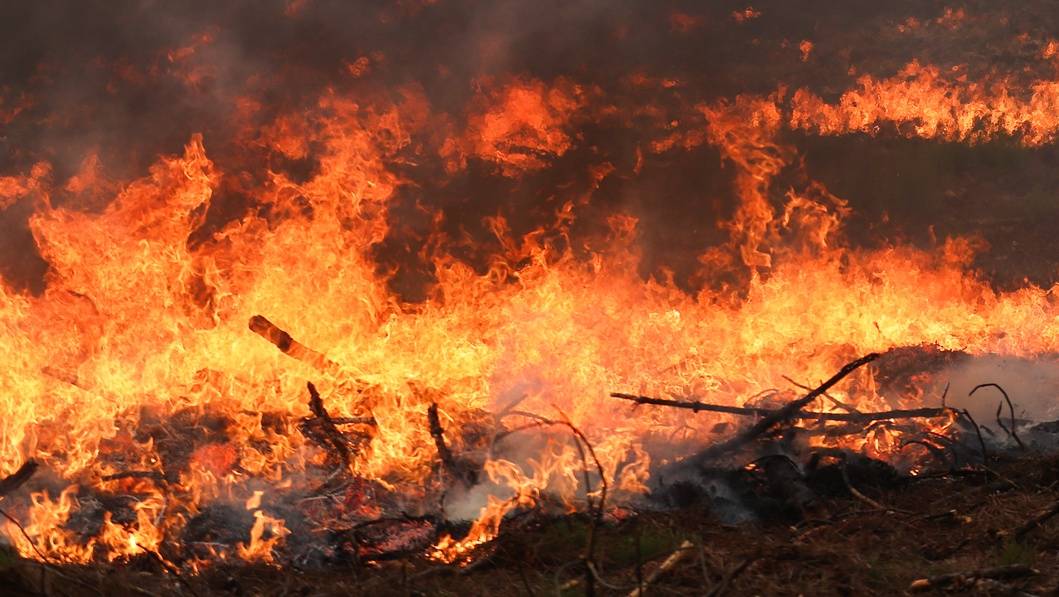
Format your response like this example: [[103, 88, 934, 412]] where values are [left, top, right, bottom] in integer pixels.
[[497, 410, 607, 594], [682, 353, 880, 466], [899, 440, 953, 471], [960, 409, 990, 461], [140, 547, 201, 597], [909, 564, 1037, 592], [782, 375, 861, 414], [551, 408, 606, 597], [0, 507, 103, 595], [610, 392, 946, 423], [706, 554, 758, 597], [969, 383, 1025, 450]]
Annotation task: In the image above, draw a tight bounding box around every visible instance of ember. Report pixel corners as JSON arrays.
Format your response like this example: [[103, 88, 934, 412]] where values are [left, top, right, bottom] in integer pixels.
[[2, 0, 1059, 594]]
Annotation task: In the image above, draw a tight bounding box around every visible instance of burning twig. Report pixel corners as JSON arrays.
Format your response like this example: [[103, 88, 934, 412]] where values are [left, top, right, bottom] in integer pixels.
[[672, 353, 880, 466], [498, 410, 608, 593], [899, 440, 953, 470], [306, 382, 351, 470], [908, 564, 1038, 592], [969, 383, 1026, 450], [426, 403, 478, 487], [781, 375, 861, 414], [427, 403, 456, 474], [140, 547, 201, 597], [249, 315, 339, 373], [0, 507, 103, 595], [0, 459, 38, 498], [609, 392, 948, 423], [550, 409, 608, 596]]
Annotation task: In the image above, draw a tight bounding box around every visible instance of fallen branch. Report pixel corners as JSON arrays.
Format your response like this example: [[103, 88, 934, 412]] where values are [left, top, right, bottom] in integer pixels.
[[0, 460, 38, 498], [669, 353, 879, 467], [908, 564, 1038, 592], [249, 315, 339, 373], [1014, 498, 1059, 540], [610, 393, 947, 423]]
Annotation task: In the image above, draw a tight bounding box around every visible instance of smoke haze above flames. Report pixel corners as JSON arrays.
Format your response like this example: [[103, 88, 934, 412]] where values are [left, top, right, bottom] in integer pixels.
[[3, 0, 1059, 297]]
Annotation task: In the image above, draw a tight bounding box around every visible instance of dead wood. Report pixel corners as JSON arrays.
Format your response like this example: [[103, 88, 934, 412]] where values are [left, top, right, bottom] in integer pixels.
[[655, 353, 880, 468], [705, 554, 758, 597], [959, 408, 990, 461], [249, 315, 339, 373], [0, 460, 38, 498], [610, 392, 948, 423], [305, 382, 351, 470], [626, 539, 694, 597], [1014, 498, 1059, 540], [969, 383, 1026, 450], [908, 564, 1038, 592]]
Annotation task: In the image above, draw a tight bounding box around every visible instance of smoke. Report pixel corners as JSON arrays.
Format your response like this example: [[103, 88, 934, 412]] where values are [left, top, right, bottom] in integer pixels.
[[1, 0, 1058, 297], [938, 356, 1059, 426]]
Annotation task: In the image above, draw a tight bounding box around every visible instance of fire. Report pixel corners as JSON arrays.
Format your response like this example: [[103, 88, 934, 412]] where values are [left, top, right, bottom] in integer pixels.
[[791, 61, 1059, 145], [1, 9, 1059, 570], [237, 511, 290, 564]]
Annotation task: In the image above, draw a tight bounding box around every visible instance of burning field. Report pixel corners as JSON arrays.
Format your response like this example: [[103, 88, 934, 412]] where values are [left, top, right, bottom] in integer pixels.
[[4, 0, 1059, 594]]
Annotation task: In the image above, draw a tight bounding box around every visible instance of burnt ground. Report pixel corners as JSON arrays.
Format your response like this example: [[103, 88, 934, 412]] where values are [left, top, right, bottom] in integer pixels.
[[2, 452, 1059, 596]]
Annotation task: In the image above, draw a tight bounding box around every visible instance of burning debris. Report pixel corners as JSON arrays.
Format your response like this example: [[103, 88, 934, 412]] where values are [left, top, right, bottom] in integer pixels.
[[3, 0, 1059, 594]]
